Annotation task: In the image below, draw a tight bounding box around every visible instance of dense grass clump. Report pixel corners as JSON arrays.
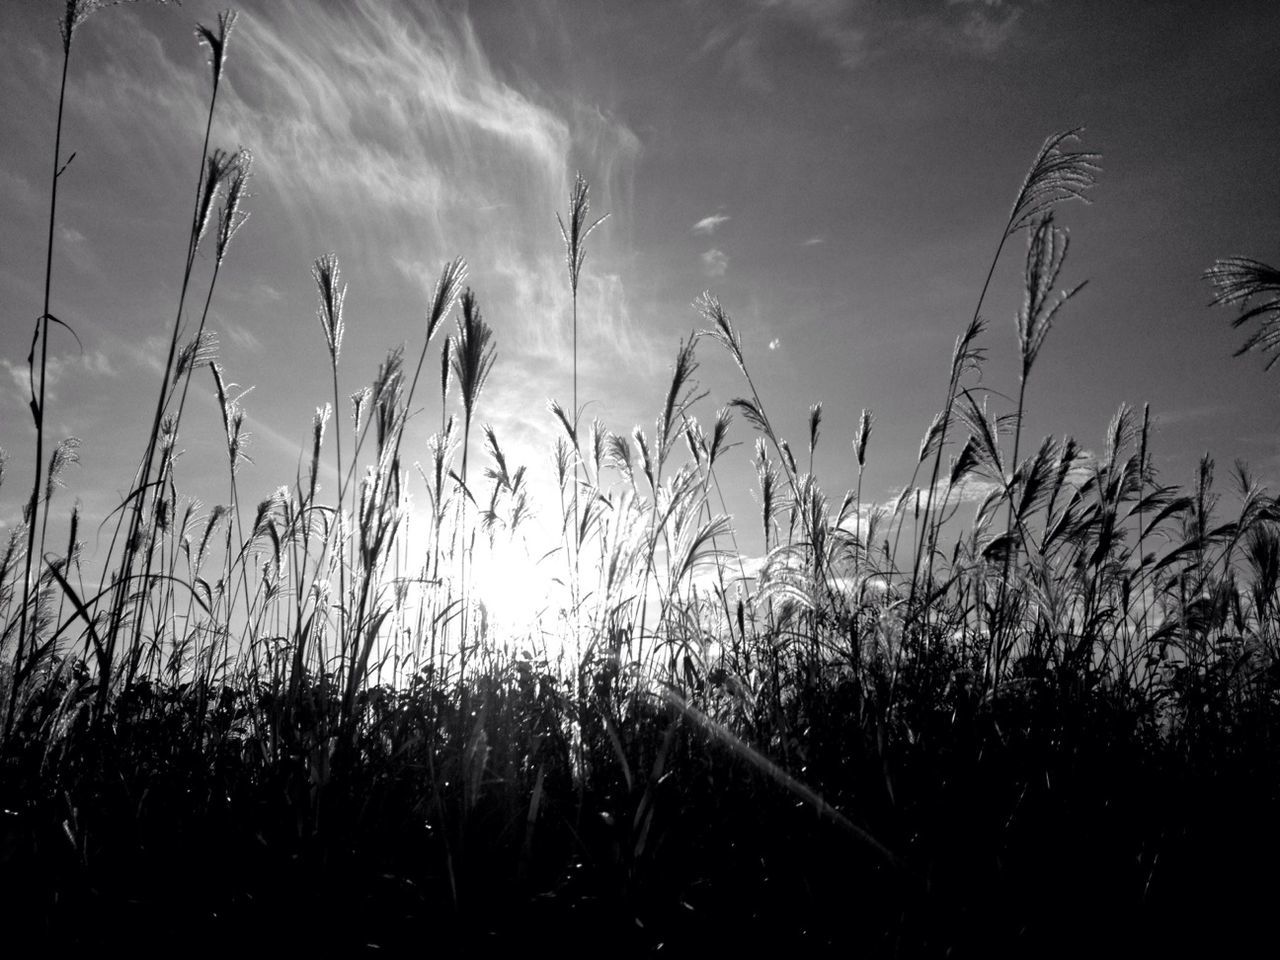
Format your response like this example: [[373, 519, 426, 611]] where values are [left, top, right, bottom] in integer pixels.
[[4, 4, 1280, 956]]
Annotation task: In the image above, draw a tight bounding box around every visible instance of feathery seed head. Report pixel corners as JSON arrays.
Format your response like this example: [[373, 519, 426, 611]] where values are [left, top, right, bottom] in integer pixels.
[[59, 0, 168, 54], [709, 407, 733, 468], [755, 438, 778, 541], [854, 408, 874, 468], [606, 431, 633, 484], [426, 257, 468, 344], [59, 0, 94, 53], [553, 436, 571, 491], [779, 439, 797, 477], [590, 417, 606, 475], [950, 315, 987, 386], [1007, 128, 1101, 237], [695, 291, 746, 374], [452, 288, 497, 423], [373, 347, 405, 455], [66, 501, 81, 562], [311, 402, 331, 464], [215, 149, 252, 264], [1018, 215, 1085, 381], [1205, 256, 1280, 369], [659, 335, 701, 454], [350, 386, 372, 434], [684, 417, 705, 465], [633, 426, 655, 492], [159, 414, 178, 457], [193, 148, 237, 260], [176, 330, 219, 379], [195, 10, 238, 90], [483, 424, 510, 488], [918, 410, 946, 465], [439, 338, 453, 407], [557, 173, 609, 295], [313, 253, 346, 365], [547, 398, 576, 446], [210, 363, 253, 473], [45, 437, 81, 502], [949, 435, 979, 489]]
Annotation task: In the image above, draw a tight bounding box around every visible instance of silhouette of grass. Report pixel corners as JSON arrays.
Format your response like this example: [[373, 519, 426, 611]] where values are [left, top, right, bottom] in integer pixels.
[[2, 6, 1279, 956]]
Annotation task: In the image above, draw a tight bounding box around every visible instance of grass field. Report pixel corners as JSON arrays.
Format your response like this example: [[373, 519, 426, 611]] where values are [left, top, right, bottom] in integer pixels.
[[3, 4, 1280, 956]]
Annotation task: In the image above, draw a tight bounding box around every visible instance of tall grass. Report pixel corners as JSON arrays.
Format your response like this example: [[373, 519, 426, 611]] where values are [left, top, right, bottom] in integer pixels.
[[2, 5, 1279, 955]]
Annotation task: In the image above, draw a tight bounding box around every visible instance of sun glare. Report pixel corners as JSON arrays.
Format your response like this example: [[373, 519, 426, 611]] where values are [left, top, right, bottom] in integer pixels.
[[399, 498, 565, 643], [468, 536, 560, 634]]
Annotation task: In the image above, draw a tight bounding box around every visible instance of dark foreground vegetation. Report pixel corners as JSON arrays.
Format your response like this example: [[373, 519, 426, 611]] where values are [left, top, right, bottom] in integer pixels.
[[4, 4, 1280, 956]]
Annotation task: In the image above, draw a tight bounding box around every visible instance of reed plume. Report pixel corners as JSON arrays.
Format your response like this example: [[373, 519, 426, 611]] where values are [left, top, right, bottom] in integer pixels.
[[451, 288, 496, 667], [557, 174, 608, 589], [1205, 256, 1280, 369]]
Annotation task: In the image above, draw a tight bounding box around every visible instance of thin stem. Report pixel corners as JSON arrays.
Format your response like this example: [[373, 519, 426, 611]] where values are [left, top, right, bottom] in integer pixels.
[[15, 39, 72, 704]]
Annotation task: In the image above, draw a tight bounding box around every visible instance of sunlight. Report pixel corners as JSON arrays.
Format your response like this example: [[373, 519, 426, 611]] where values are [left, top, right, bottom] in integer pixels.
[[398, 491, 568, 643], [467, 534, 559, 634]]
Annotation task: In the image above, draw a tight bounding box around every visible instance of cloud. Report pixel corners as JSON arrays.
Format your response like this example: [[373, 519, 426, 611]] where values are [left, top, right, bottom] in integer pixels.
[[129, 336, 168, 376], [951, 1, 1022, 54], [222, 2, 659, 376], [692, 213, 731, 235], [244, 411, 317, 472], [708, 0, 1029, 85], [56, 223, 98, 275], [0, 349, 118, 415], [1154, 404, 1229, 428], [222, 320, 262, 354], [198, 1, 569, 261], [947, 475, 1003, 504], [802, 236, 825, 246], [73, 2, 651, 340], [716, 33, 775, 93], [701, 248, 729, 277], [52, 0, 669, 468], [756, 0, 870, 69], [2, 358, 28, 396], [82, 350, 117, 378], [0, 168, 36, 209]]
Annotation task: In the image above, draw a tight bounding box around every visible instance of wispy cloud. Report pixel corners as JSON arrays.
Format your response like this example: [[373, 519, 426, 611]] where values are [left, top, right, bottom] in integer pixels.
[[0, 168, 38, 213], [757, 0, 870, 68], [72, 2, 653, 345], [947, 475, 1003, 504], [0, 349, 118, 417], [243, 410, 318, 474], [945, 0, 1023, 55], [132, 336, 168, 377], [82, 350, 116, 378], [802, 235, 825, 246], [1, 358, 28, 398], [701, 248, 729, 277], [45, 0, 669, 493], [222, 319, 262, 354], [1154, 404, 1230, 428], [57, 224, 98, 275], [707, 0, 1030, 86], [693, 213, 731, 235]]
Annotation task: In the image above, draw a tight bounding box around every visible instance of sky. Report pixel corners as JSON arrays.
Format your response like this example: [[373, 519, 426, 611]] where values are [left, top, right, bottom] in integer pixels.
[[2, 0, 1279, 592]]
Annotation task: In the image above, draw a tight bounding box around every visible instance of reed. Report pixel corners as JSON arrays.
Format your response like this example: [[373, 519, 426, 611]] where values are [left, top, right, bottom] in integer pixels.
[[2, 8, 1278, 955]]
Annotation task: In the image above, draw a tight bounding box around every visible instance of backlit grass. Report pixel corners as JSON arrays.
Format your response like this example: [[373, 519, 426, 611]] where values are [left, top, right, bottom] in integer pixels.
[[3, 4, 1279, 956]]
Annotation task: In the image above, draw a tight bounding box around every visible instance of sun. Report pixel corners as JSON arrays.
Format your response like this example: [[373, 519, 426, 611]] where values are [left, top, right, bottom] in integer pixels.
[[467, 534, 561, 634]]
